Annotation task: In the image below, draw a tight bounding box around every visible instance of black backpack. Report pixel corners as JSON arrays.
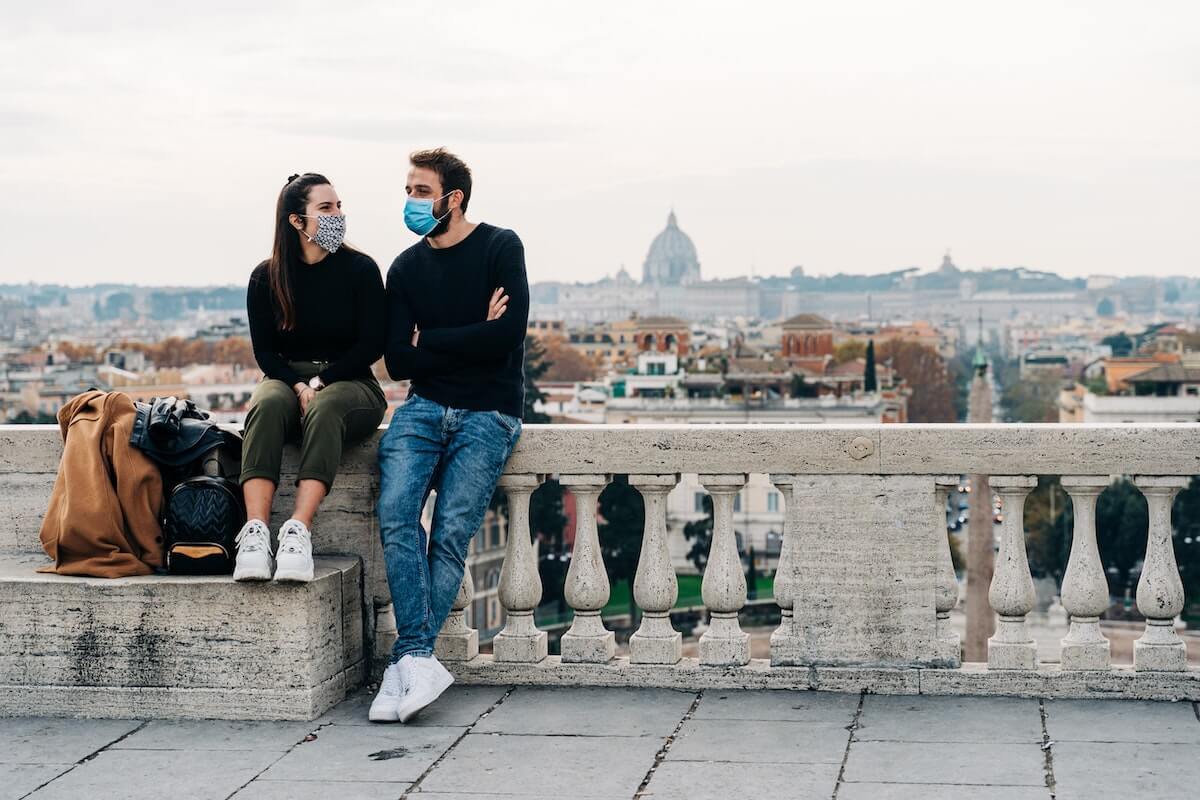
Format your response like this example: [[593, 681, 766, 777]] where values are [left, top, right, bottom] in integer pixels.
[[162, 449, 245, 575]]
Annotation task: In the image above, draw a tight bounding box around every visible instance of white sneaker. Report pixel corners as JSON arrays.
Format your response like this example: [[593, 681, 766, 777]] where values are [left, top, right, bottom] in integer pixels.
[[274, 518, 314, 582], [368, 660, 412, 723], [396, 655, 454, 723], [233, 519, 274, 581]]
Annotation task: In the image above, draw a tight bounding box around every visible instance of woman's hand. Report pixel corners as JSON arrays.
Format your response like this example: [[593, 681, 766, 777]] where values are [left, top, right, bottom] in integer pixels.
[[410, 324, 420, 347], [487, 287, 509, 321], [298, 386, 316, 417]]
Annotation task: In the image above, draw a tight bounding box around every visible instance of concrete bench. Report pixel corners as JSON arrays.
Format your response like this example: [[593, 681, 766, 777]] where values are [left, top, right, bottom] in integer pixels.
[[0, 426, 379, 721]]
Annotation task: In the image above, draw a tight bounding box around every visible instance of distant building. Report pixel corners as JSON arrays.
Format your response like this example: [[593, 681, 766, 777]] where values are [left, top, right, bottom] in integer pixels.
[[642, 211, 701, 286]]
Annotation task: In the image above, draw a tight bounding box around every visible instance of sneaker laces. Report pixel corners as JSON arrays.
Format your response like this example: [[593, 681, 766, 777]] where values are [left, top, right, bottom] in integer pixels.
[[278, 520, 312, 556], [235, 520, 271, 554]]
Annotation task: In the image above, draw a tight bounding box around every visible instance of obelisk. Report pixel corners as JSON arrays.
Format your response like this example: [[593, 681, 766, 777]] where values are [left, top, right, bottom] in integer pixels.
[[964, 326, 996, 662]]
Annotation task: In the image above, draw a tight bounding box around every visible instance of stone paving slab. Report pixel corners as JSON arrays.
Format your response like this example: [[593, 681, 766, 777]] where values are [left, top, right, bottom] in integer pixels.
[[692, 689, 858, 722], [411, 794, 628, 800], [471, 686, 695, 737], [318, 685, 509, 728], [0, 764, 73, 800], [642, 760, 841, 799], [26, 748, 281, 800], [856, 695, 1042, 743], [256, 724, 463, 784], [843, 741, 1047, 786], [1044, 699, 1200, 743], [1052, 741, 1200, 800], [416, 732, 658, 797], [838, 784, 1047, 800], [668, 719, 850, 764], [232, 780, 410, 799], [0, 717, 142, 764], [110, 719, 317, 751]]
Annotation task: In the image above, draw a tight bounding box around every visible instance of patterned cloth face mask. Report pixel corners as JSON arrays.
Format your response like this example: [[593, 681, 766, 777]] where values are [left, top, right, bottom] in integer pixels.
[[300, 214, 346, 254]]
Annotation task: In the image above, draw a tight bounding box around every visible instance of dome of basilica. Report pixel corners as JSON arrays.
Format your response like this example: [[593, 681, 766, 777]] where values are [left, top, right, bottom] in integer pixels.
[[642, 211, 701, 286]]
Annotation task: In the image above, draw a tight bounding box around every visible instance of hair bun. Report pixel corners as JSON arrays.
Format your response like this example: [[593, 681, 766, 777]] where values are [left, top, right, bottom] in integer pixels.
[[285, 173, 301, 185]]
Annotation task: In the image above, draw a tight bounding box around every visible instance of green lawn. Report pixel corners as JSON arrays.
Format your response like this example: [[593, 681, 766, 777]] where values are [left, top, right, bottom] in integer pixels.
[[535, 574, 775, 626]]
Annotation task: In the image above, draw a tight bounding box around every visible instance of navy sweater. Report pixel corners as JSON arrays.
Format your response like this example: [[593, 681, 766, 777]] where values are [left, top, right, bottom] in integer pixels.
[[384, 223, 529, 418]]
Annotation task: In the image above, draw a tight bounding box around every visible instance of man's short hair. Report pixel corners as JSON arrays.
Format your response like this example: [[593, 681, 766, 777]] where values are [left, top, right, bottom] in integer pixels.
[[410, 147, 472, 211]]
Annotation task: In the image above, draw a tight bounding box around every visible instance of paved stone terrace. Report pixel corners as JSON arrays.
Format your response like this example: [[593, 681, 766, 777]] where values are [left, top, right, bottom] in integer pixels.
[[3, 687, 1198, 799]]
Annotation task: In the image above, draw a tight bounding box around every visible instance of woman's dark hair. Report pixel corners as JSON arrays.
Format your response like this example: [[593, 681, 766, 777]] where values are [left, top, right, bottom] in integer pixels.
[[268, 172, 360, 331]]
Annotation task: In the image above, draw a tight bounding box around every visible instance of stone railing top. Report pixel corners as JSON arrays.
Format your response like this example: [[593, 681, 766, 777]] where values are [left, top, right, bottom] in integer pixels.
[[3, 422, 1199, 477]]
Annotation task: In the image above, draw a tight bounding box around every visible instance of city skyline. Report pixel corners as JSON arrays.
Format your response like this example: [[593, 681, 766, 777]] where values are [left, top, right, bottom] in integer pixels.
[[2, 2, 1198, 287]]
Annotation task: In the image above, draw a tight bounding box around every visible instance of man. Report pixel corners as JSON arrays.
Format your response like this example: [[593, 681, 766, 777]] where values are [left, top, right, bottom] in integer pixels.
[[371, 148, 528, 722]]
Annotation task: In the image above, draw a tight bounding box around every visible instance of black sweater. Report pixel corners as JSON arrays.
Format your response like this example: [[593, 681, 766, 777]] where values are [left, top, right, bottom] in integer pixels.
[[384, 223, 528, 418], [247, 248, 385, 387]]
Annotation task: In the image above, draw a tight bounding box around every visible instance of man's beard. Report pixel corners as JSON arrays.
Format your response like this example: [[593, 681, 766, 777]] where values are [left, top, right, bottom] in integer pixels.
[[429, 196, 452, 237]]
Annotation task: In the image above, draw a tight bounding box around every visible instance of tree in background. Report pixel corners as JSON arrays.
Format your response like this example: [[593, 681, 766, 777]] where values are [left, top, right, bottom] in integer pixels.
[[1024, 477, 1071, 581], [1173, 478, 1200, 611], [519, 335, 570, 609], [522, 335, 551, 423], [55, 341, 99, 363], [682, 495, 714, 572], [1096, 479, 1149, 597], [863, 339, 877, 392], [1101, 332, 1133, 357], [999, 369, 1062, 423], [876, 340, 956, 422], [597, 476, 644, 613], [1096, 297, 1116, 317], [834, 340, 866, 364], [540, 336, 598, 382], [789, 373, 817, 398], [10, 410, 57, 424]]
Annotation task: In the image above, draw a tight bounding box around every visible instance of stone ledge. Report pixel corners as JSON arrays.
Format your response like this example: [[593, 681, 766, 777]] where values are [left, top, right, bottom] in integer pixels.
[[0, 665, 361, 721], [0, 555, 365, 721], [447, 656, 1200, 701]]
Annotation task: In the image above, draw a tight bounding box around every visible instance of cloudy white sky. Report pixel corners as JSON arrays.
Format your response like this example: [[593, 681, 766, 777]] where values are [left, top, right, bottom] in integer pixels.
[[1, 1, 1197, 286]]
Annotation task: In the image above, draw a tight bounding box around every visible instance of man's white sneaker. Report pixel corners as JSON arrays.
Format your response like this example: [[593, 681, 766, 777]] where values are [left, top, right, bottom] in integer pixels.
[[233, 519, 274, 581], [396, 655, 454, 723], [274, 518, 314, 582], [368, 660, 412, 723]]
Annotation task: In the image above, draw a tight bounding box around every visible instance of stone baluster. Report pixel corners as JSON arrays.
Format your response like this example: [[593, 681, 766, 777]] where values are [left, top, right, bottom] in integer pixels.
[[1132, 476, 1189, 672], [986, 476, 1038, 670], [934, 475, 962, 666], [559, 474, 614, 663], [493, 474, 547, 663], [1059, 476, 1112, 670], [699, 474, 750, 666], [768, 474, 801, 665], [629, 474, 682, 664], [434, 565, 478, 661]]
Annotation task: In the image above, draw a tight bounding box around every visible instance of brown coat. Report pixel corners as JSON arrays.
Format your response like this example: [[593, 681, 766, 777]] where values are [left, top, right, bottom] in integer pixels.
[[39, 391, 164, 577]]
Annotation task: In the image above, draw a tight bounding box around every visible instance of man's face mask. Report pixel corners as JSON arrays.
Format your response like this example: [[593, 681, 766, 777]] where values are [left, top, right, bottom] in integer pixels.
[[404, 192, 453, 237]]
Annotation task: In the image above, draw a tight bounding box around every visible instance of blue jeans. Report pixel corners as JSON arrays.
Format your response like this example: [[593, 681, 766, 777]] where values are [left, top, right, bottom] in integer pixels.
[[377, 394, 522, 661]]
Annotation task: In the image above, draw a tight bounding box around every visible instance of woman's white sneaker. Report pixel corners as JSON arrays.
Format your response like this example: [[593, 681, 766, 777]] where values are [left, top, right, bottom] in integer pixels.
[[233, 519, 274, 581], [274, 518, 314, 582]]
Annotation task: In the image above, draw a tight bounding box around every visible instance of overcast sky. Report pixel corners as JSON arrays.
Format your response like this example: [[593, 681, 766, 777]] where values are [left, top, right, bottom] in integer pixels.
[[1, 1, 1196, 287]]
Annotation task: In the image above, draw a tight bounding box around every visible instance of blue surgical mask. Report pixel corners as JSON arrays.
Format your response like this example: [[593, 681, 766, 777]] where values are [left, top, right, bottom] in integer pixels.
[[404, 192, 452, 236]]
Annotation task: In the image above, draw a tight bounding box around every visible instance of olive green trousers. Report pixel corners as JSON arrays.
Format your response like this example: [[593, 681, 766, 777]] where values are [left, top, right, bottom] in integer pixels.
[[239, 360, 387, 490]]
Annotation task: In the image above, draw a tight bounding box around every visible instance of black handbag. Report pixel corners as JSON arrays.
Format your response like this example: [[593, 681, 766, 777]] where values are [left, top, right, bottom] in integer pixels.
[[162, 449, 245, 575]]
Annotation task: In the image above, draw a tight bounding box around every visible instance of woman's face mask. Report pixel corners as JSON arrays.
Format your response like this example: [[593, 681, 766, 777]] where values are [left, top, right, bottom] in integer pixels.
[[300, 213, 346, 253]]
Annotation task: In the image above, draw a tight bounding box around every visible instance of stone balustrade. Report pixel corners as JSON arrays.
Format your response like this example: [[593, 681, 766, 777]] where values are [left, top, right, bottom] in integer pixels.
[[3, 422, 1199, 707]]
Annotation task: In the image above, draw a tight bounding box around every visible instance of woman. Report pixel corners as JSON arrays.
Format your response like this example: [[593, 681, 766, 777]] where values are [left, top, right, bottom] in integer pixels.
[[236, 173, 387, 583]]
